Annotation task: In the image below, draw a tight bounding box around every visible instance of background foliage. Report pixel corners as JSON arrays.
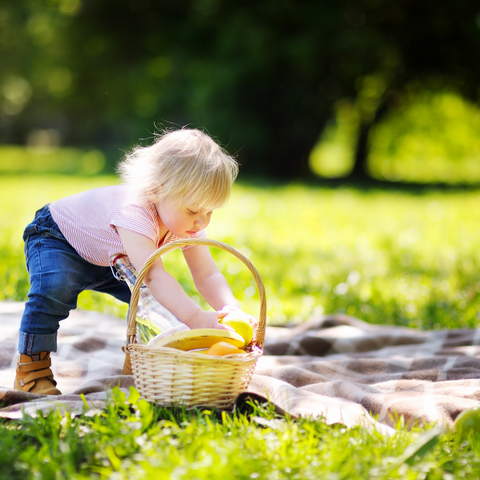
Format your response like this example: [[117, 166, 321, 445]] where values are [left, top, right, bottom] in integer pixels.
[[1, 0, 480, 181]]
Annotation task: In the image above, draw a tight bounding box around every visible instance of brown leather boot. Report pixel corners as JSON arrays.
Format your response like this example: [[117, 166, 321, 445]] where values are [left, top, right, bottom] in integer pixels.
[[122, 347, 133, 375], [14, 352, 62, 395]]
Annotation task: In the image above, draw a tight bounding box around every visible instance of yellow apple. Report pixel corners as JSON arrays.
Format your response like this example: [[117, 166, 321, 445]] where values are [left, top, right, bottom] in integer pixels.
[[219, 311, 254, 347]]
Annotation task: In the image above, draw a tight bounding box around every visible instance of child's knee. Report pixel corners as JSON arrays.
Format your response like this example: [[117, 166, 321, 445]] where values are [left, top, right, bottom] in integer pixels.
[[33, 272, 79, 311]]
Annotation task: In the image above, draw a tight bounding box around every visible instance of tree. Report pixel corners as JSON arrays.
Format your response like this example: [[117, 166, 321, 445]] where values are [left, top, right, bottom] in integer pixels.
[[347, 0, 480, 180], [2, 0, 480, 180]]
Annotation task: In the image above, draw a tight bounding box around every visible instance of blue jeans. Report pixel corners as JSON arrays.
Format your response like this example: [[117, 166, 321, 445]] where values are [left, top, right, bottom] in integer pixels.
[[19, 205, 131, 355]]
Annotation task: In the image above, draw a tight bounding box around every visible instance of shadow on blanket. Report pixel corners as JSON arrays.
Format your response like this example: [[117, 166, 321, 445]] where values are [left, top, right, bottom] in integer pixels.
[[0, 301, 479, 433]]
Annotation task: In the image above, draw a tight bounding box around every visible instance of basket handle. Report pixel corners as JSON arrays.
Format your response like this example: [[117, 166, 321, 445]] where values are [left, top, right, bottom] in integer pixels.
[[126, 238, 267, 349]]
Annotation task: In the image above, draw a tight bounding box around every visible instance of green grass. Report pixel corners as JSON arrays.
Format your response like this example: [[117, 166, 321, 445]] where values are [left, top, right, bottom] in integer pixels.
[[1, 386, 479, 480], [2, 175, 479, 329], [1, 172, 480, 478]]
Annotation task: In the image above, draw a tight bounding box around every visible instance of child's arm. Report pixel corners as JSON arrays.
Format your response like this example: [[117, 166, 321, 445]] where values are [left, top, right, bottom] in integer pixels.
[[184, 247, 258, 330], [116, 227, 230, 330], [183, 245, 240, 311]]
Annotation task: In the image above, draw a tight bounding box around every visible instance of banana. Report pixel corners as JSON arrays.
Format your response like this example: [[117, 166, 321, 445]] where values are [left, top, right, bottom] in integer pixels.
[[150, 328, 245, 351]]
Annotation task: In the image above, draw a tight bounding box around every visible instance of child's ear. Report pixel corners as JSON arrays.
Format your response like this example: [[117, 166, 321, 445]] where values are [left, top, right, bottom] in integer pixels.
[[149, 186, 162, 202]]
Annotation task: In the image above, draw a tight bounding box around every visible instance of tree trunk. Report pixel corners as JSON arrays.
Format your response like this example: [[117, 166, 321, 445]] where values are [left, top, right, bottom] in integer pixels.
[[349, 101, 388, 182], [350, 121, 371, 182]]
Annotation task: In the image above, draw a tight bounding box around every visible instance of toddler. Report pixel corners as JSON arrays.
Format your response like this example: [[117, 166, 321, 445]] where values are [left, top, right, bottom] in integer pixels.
[[15, 128, 251, 395]]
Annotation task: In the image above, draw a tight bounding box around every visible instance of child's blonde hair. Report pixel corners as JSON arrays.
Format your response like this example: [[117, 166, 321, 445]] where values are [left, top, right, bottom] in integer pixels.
[[117, 128, 239, 209]]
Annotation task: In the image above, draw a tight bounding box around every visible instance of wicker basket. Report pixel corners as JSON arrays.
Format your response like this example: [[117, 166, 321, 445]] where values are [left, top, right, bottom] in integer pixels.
[[126, 238, 267, 409]]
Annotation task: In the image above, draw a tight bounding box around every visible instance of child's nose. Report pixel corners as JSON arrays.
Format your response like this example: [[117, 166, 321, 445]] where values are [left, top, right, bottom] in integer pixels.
[[195, 215, 209, 227]]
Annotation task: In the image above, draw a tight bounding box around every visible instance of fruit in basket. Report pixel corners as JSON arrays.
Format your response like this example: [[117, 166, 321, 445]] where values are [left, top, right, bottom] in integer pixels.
[[206, 342, 245, 356], [219, 311, 254, 347], [149, 328, 245, 351]]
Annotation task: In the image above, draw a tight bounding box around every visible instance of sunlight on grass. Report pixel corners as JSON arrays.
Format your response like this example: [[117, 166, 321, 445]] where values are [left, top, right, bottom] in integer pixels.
[[212, 183, 480, 329], [1, 174, 479, 330]]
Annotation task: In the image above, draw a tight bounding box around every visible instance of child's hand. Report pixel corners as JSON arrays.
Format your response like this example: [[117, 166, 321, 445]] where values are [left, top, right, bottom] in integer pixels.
[[186, 310, 235, 331]]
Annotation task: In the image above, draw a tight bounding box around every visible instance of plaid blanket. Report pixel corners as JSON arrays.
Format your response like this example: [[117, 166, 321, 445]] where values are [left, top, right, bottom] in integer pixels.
[[1, 302, 479, 433]]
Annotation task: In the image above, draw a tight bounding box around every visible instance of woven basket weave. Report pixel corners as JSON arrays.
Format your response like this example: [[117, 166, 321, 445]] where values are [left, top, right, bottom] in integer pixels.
[[126, 238, 266, 409]]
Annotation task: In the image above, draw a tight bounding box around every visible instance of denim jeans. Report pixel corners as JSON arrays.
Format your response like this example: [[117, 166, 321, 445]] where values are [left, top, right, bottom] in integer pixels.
[[19, 205, 131, 355]]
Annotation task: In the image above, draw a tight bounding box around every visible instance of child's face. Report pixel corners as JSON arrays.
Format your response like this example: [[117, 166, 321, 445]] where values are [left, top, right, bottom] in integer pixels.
[[155, 196, 215, 237]]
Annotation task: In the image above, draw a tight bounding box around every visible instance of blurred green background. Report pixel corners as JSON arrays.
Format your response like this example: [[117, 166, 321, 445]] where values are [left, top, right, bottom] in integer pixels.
[[2, 0, 480, 183], [1, 1, 480, 327]]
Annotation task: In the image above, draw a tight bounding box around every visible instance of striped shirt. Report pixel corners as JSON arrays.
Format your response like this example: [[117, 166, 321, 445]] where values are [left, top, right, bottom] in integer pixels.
[[49, 185, 206, 266]]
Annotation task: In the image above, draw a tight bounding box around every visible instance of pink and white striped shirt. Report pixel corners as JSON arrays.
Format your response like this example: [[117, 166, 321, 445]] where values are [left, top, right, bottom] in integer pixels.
[[49, 185, 206, 266]]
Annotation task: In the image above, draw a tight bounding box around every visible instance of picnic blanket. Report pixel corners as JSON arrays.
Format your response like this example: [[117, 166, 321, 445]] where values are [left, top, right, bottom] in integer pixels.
[[0, 301, 479, 434]]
